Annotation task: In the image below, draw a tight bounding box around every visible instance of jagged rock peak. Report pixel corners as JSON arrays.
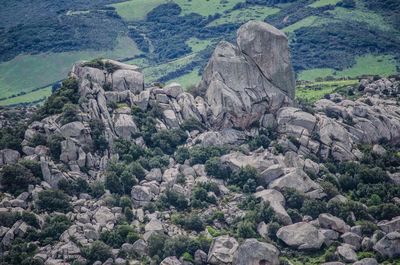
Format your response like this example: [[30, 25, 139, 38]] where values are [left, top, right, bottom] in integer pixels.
[[198, 20, 295, 129], [237, 21, 295, 99], [70, 58, 144, 97]]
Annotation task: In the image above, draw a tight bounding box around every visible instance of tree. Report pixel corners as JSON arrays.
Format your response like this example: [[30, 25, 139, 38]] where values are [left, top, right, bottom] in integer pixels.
[[60, 103, 79, 125], [0, 162, 40, 195], [38, 189, 72, 213], [47, 134, 63, 161], [82, 241, 113, 263]]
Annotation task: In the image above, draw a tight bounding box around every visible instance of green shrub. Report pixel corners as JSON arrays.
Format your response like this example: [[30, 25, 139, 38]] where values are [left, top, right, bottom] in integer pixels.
[[182, 252, 195, 263], [157, 189, 188, 211], [301, 199, 327, 219], [90, 180, 105, 198], [119, 195, 133, 209], [0, 162, 41, 195], [181, 118, 204, 132], [0, 125, 27, 152], [28, 133, 47, 147], [60, 103, 79, 125], [36, 77, 80, 119], [18, 159, 42, 179], [2, 239, 38, 265], [287, 209, 303, 223], [184, 213, 204, 232], [26, 215, 72, 245], [143, 202, 156, 213], [321, 181, 339, 199], [124, 207, 134, 222], [174, 147, 190, 164], [47, 134, 63, 161], [282, 187, 306, 209], [81, 240, 113, 263], [369, 203, 400, 220], [237, 220, 257, 238], [229, 165, 260, 192], [22, 211, 40, 228], [38, 189, 72, 213], [190, 182, 218, 209], [205, 157, 231, 179], [149, 129, 187, 155], [105, 171, 123, 194], [83, 58, 120, 73], [357, 220, 378, 236], [89, 118, 108, 154], [103, 82, 112, 91], [0, 211, 21, 227], [267, 222, 281, 240], [100, 230, 123, 248]]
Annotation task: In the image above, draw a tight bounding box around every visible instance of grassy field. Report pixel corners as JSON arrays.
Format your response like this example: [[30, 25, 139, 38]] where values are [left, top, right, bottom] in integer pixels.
[[207, 5, 280, 27], [141, 53, 197, 85], [109, 0, 167, 21], [309, 0, 342, 8], [0, 86, 52, 106], [0, 37, 141, 105], [168, 68, 202, 89], [185, 37, 215, 53], [298, 54, 398, 81], [174, 0, 245, 16], [328, 7, 392, 31], [282, 16, 318, 34], [296, 79, 359, 102]]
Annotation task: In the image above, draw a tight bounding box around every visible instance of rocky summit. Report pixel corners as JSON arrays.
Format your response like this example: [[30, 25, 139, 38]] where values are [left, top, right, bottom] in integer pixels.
[[1, 20, 400, 265]]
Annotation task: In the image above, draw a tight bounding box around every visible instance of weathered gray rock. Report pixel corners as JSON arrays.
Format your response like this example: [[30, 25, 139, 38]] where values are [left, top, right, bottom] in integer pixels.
[[255, 189, 292, 225], [337, 244, 358, 263], [164, 83, 183, 98], [0, 149, 20, 166], [207, 235, 239, 264], [374, 232, 400, 258], [277, 222, 325, 250], [195, 249, 208, 264], [361, 237, 374, 251], [161, 256, 182, 265], [132, 239, 147, 256], [113, 107, 137, 140], [353, 258, 379, 265], [60, 139, 78, 163], [60, 122, 85, 138], [261, 164, 284, 184], [378, 216, 400, 233], [198, 21, 293, 129], [236, 21, 295, 99], [320, 228, 339, 247], [277, 107, 316, 136], [341, 232, 362, 250], [93, 206, 115, 226], [269, 168, 323, 197], [318, 213, 350, 233], [131, 185, 154, 205], [232, 238, 279, 265]]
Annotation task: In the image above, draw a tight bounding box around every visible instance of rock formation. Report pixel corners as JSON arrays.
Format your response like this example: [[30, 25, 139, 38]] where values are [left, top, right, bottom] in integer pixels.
[[1, 20, 400, 265]]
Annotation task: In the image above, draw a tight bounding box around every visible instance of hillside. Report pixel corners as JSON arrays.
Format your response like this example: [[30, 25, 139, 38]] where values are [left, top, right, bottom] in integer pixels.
[[1, 21, 400, 265], [0, 0, 399, 107]]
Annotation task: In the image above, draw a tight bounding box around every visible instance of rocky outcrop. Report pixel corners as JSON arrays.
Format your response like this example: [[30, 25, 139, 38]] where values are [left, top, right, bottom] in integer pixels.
[[198, 21, 294, 129], [374, 232, 400, 258], [207, 235, 239, 264], [378, 216, 400, 233], [255, 189, 292, 225], [232, 239, 280, 265], [318, 213, 350, 233], [276, 222, 325, 250]]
